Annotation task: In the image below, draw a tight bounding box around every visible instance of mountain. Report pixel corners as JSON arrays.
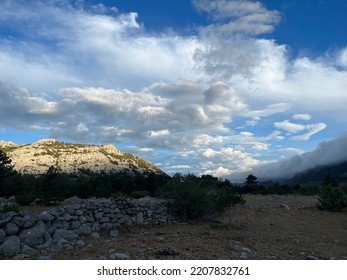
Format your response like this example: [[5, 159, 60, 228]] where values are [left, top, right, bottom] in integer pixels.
[[0, 139, 164, 175], [287, 160, 347, 185]]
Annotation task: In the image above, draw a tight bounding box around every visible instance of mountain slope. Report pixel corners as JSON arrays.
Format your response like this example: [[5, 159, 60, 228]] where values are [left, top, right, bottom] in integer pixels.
[[0, 139, 164, 175], [287, 160, 347, 185]]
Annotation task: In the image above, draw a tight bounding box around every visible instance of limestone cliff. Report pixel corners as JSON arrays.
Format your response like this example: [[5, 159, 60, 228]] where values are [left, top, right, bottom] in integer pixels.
[[0, 139, 164, 175]]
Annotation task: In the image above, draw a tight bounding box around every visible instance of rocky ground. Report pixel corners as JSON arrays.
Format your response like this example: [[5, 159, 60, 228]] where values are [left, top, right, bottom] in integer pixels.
[[50, 194, 347, 260]]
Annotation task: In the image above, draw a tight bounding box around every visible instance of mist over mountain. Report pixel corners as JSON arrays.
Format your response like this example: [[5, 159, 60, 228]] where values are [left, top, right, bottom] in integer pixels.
[[230, 133, 347, 183]]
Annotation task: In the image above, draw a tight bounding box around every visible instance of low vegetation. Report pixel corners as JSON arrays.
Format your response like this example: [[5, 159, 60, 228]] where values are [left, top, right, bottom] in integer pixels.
[[1, 149, 347, 219]]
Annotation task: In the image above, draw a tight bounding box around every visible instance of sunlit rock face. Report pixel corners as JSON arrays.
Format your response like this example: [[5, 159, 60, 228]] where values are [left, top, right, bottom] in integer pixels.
[[0, 139, 163, 175]]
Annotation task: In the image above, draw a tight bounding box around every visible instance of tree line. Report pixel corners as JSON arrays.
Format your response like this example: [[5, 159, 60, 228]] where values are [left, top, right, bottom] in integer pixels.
[[1, 149, 346, 214], [0, 150, 246, 221]]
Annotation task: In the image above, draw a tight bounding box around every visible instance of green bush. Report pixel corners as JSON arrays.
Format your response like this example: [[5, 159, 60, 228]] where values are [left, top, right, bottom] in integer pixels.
[[111, 191, 129, 200], [317, 176, 347, 212], [299, 184, 320, 196], [161, 173, 245, 222], [214, 185, 245, 211], [3, 202, 21, 213], [131, 190, 150, 199], [16, 192, 36, 206]]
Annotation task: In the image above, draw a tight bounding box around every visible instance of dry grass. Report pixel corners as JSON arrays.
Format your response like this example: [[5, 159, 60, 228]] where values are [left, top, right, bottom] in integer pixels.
[[51, 194, 347, 260]]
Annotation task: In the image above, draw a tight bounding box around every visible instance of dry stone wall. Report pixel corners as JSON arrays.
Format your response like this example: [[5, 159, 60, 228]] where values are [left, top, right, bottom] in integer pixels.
[[0, 197, 175, 259]]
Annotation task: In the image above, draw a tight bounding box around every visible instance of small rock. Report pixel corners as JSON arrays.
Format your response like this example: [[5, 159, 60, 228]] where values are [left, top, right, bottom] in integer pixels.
[[75, 240, 86, 247], [280, 204, 290, 210], [70, 220, 81, 229], [110, 229, 120, 238], [21, 245, 39, 257], [75, 210, 84, 216], [109, 252, 131, 260], [90, 232, 100, 239], [306, 255, 319, 260], [95, 212, 104, 220], [38, 254, 54, 260], [240, 247, 253, 254]]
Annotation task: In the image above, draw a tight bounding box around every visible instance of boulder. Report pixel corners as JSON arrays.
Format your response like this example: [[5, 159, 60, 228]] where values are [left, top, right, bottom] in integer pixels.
[[22, 213, 36, 229], [53, 229, 78, 241], [19, 221, 48, 246], [76, 224, 92, 235], [21, 244, 39, 257], [0, 229, 6, 243], [2, 235, 21, 257], [4, 222, 19, 235], [36, 212, 55, 223]]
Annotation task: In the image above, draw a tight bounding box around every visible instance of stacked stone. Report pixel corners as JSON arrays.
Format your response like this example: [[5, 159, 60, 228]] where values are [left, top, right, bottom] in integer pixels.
[[0, 197, 174, 259]]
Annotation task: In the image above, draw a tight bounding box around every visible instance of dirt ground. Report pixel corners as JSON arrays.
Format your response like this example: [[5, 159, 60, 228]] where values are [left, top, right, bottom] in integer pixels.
[[49, 194, 347, 260]]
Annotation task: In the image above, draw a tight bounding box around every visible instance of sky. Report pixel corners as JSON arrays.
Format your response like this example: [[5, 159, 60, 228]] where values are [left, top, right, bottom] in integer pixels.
[[1, 0, 347, 182]]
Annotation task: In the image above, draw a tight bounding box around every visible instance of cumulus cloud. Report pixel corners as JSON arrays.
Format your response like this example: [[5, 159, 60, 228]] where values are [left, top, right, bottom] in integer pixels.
[[0, 1, 200, 92]]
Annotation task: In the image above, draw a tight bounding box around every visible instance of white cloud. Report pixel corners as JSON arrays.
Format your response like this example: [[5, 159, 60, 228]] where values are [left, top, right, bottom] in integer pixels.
[[0, 1, 201, 92], [337, 47, 347, 68], [274, 120, 306, 134], [149, 130, 171, 138], [292, 114, 311, 121], [274, 120, 327, 141], [203, 167, 232, 177], [171, 165, 192, 169], [193, 0, 281, 36], [201, 147, 259, 171], [290, 123, 327, 141]]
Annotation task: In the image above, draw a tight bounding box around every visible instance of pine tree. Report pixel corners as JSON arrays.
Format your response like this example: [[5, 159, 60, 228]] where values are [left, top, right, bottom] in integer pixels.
[[0, 150, 16, 195], [41, 165, 62, 205], [243, 174, 260, 193]]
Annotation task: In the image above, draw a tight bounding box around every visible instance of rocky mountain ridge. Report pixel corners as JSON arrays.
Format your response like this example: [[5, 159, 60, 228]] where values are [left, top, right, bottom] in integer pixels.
[[0, 139, 163, 175]]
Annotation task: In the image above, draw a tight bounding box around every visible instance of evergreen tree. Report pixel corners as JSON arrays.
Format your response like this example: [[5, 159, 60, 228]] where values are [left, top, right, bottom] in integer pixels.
[[41, 165, 62, 205], [243, 174, 260, 193], [215, 184, 245, 228], [0, 150, 16, 195], [317, 175, 347, 212]]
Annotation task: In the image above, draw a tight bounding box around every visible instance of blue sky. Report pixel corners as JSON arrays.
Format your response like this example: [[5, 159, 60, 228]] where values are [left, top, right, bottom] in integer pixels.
[[1, 0, 347, 181]]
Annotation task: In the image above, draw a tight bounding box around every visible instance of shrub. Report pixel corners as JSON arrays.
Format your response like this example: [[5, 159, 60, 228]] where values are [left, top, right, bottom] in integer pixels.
[[169, 177, 209, 222], [111, 191, 129, 200], [3, 202, 21, 213], [16, 192, 36, 206], [317, 176, 347, 212], [131, 190, 150, 199]]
